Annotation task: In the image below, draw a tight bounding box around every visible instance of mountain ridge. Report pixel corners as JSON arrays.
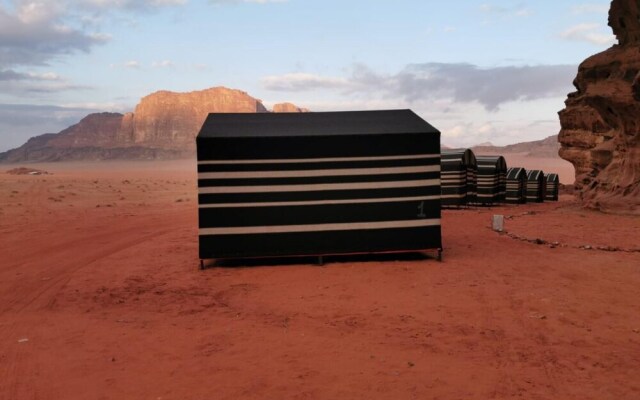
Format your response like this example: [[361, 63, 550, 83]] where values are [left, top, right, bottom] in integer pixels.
[[0, 87, 306, 163]]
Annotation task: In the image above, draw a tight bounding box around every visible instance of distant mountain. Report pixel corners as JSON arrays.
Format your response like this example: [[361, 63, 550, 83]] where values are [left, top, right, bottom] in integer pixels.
[[471, 135, 560, 158], [0, 87, 307, 163]]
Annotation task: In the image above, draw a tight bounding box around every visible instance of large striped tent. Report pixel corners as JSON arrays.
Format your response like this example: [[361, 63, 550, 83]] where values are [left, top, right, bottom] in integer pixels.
[[441, 148, 477, 207], [506, 167, 527, 204], [545, 173, 559, 201], [475, 155, 507, 205], [526, 169, 545, 203], [196, 110, 443, 262]]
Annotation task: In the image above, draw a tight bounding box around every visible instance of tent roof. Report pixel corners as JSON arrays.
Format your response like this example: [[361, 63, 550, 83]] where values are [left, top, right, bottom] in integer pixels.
[[476, 155, 507, 171], [441, 148, 477, 165], [507, 167, 527, 179], [527, 169, 544, 181], [545, 173, 559, 182], [197, 109, 439, 138]]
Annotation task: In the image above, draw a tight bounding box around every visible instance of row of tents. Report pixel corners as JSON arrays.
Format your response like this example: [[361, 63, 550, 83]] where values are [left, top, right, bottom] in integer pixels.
[[441, 148, 559, 208]]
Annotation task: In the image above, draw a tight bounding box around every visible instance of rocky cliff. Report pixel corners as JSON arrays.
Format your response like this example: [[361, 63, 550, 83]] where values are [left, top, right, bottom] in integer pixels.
[[0, 87, 305, 163], [558, 0, 640, 214], [272, 102, 310, 113], [116, 87, 268, 152]]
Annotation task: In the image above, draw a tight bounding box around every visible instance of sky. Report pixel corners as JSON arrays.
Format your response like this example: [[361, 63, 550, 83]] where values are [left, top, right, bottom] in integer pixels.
[[0, 0, 615, 152]]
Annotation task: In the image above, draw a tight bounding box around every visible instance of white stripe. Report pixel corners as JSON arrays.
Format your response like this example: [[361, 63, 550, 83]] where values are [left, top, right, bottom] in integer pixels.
[[198, 179, 440, 194], [441, 194, 466, 199], [199, 218, 441, 235], [199, 195, 441, 208], [198, 165, 439, 179], [198, 154, 439, 165]]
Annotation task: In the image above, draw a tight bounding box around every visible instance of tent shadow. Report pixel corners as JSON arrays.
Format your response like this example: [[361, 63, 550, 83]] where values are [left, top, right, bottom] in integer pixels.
[[202, 251, 437, 269]]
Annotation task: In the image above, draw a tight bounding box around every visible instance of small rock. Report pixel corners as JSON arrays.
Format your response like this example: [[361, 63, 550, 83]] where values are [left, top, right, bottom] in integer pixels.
[[17, 338, 28, 343], [407, 361, 415, 367]]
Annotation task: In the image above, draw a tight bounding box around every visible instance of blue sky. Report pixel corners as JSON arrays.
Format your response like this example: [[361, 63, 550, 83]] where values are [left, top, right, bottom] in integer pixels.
[[0, 0, 614, 151]]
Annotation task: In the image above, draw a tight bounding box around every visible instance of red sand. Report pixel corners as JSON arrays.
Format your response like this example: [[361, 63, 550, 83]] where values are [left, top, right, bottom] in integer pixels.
[[1, 161, 639, 400]]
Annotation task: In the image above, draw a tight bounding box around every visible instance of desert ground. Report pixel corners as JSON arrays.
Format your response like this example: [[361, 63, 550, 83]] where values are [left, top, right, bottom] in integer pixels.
[[1, 160, 639, 400]]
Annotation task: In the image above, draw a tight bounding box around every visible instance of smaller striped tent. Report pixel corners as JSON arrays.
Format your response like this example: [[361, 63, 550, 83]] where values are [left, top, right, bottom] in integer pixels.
[[475, 155, 507, 205], [526, 170, 545, 203], [545, 173, 559, 201], [441, 148, 477, 208], [466, 163, 477, 205], [506, 167, 527, 204]]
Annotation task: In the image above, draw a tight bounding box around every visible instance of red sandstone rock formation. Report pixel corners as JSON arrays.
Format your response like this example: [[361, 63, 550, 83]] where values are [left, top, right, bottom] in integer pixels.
[[0, 87, 307, 162], [272, 102, 309, 113], [558, 0, 640, 214], [48, 113, 124, 149], [117, 87, 268, 151]]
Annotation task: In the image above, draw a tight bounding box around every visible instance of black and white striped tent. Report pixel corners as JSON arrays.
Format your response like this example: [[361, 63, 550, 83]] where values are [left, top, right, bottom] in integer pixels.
[[506, 167, 527, 204], [526, 169, 545, 203], [545, 173, 559, 201], [196, 110, 443, 262], [441, 149, 477, 207], [475, 155, 507, 205]]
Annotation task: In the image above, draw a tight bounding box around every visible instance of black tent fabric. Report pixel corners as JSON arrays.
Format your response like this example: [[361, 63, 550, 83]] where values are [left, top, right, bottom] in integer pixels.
[[441, 149, 477, 208], [196, 110, 442, 260], [506, 167, 527, 204], [526, 169, 545, 203], [475, 155, 507, 205], [545, 173, 559, 201]]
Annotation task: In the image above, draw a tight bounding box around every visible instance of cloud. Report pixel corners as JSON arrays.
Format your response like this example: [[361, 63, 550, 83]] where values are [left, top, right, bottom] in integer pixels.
[[263, 63, 577, 111], [559, 23, 616, 46], [0, 69, 30, 81], [109, 60, 143, 69], [571, 4, 609, 14], [0, 0, 186, 70], [110, 59, 175, 69], [0, 67, 86, 96], [79, 0, 187, 11], [124, 60, 141, 68], [151, 60, 174, 68], [479, 3, 532, 18], [0, 5, 107, 68], [262, 73, 349, 91], [209, 0, 287, 3]]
